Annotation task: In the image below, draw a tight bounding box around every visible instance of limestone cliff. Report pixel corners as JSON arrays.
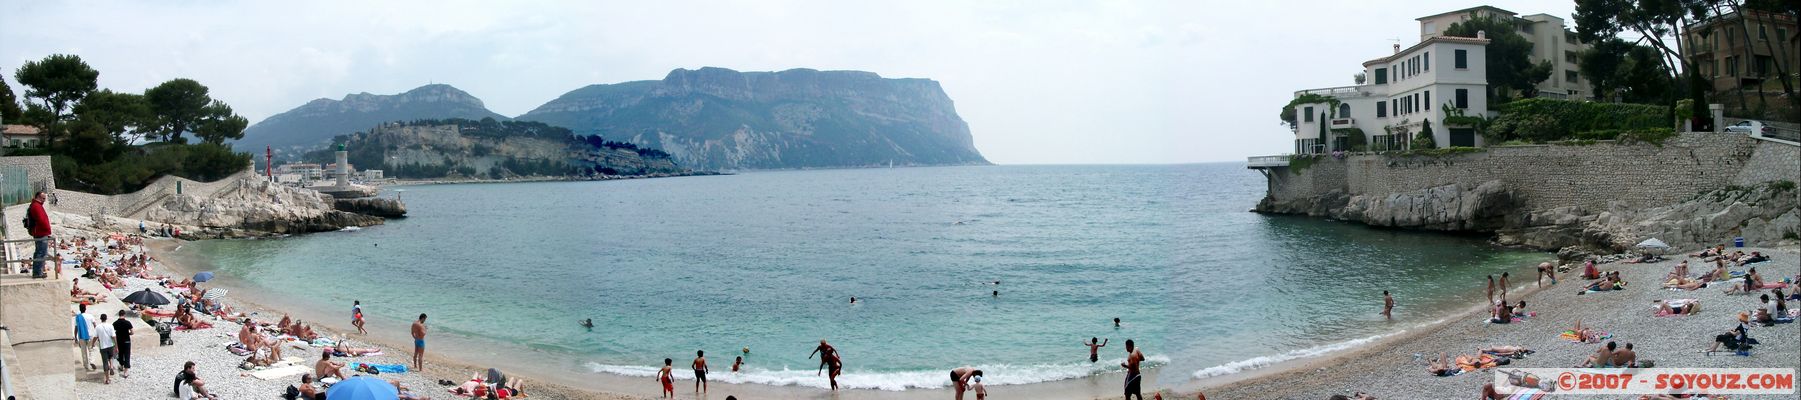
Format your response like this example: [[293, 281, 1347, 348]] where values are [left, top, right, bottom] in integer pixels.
[[517, 67, 989, 170], [1497, 183, 1801, 252], [315, 119, 685, 179], [143, 178, 383, 237]]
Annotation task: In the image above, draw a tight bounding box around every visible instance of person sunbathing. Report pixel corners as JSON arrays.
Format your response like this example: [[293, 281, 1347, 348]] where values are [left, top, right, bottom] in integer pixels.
[[1425, 352, 1456, 376], [1654, 299, 1700, 316], [1665, 261, 1689, 281], [1480, 346, 1531, 357], [1739, 251, 1769, 265], [327, 339, 381, 356], [287, 321, 320, 341], [1663, 276, 1711, 291], [277, 314, 293, 331], [1570, 320, 1605, 343]]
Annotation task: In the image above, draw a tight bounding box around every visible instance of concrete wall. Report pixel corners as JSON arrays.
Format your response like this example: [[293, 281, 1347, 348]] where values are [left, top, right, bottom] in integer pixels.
[[1265, 133, 1788, 213], [0, 156, 56, 194]]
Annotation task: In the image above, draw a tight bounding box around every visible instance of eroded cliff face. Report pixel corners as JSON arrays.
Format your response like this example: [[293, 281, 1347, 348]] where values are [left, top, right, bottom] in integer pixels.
[[1497, 184, 1801, 252], [144, 178, 383, 237], [517, 67, 989, 170]]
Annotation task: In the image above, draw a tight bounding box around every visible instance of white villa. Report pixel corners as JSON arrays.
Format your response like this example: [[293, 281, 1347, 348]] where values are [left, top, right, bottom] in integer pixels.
[[1290, 33, 1491, 154]]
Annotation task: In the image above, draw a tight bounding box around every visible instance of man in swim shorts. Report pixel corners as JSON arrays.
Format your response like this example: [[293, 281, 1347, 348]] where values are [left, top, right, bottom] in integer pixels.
[[950, 366, 980, 400], [691, 350, 708, 393], [1122, 339, 1144, 400], [1382, 291, 1395, 320], [411, 314, 428, 370], [1084, 337, 1109, 362], [657, 358, 674, 398]]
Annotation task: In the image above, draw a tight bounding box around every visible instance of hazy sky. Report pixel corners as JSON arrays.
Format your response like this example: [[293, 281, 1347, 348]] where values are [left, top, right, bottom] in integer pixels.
[[1, 1, 1579, 164]]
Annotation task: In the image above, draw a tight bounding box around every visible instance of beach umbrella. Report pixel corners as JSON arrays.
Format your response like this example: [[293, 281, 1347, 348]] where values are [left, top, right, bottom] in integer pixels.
[[326, 376, 399, 400], [122, 289, 170, 306], [201, 288, 228, 302], [487, 368, 506, 386], [192, 271, 215, 282], [1636, 238, 1670, 249]]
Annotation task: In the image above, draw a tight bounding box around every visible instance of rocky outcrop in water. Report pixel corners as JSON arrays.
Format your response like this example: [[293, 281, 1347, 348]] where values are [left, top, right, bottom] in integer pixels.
[[1256, 180, 1520, 231], [144, 178, 384, 237], [334, 198, 407, 219], [517, 67, 989, 170]]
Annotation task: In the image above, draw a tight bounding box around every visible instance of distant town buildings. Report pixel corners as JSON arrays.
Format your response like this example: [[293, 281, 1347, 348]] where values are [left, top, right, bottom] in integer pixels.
[[1681, 10, 1798, 98]]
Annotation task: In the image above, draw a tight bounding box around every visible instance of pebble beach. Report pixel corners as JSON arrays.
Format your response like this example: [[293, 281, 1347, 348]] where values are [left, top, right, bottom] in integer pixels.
[[1199, 246, 1801, 400]]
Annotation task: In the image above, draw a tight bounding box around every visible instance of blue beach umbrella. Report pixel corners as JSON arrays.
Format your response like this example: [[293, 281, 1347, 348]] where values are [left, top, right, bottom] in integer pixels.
[[192, 271, 215, 282], [326, 376, 398, 400]]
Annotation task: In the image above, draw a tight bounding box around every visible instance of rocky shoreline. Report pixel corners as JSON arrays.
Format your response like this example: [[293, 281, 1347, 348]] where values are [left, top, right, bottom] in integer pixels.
[[1256, 181, 1800, 257]]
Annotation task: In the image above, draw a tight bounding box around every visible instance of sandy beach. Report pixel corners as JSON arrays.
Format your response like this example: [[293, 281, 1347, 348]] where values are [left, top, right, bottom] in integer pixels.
[[1197, 246, 1801, 400]]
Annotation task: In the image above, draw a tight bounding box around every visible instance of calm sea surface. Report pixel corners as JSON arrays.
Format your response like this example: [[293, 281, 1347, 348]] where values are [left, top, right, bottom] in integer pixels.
[[184, 164, 1543, 390]]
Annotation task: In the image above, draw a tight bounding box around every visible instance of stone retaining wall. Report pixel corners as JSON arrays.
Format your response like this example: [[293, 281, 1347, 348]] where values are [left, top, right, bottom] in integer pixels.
[[1264, 133, 1779, 213]]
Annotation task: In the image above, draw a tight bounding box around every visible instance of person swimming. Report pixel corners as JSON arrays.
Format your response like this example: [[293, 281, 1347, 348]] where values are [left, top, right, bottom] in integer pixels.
[[580, 319, 593, 328]]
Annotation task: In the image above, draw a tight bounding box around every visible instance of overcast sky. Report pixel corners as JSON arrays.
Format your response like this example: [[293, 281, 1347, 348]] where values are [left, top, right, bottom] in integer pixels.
[[1, 1, 1579, 164]]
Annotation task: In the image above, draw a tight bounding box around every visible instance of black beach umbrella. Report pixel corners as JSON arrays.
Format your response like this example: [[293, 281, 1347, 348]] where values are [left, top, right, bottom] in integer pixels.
[[122, 289, 171, 306], [487, 368, 506, 386]]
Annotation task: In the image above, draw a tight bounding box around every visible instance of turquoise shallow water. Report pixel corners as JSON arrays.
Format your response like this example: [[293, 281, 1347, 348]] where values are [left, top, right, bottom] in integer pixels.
[[184, 164, 1544, 390]]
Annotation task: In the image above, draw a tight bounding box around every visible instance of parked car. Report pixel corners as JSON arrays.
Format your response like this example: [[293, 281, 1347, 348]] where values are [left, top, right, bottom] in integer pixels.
[[1724, 120, 1773, 135]]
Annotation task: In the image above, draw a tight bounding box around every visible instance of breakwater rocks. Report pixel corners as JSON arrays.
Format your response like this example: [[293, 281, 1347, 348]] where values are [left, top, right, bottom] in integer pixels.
[[334, 197, 407, 218], [1252, 133, 1800, 253], [145, 178, 387, 238]]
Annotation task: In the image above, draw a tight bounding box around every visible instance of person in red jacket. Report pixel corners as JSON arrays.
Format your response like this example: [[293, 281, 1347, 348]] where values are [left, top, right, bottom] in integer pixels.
[[27, 191, 52, 278]]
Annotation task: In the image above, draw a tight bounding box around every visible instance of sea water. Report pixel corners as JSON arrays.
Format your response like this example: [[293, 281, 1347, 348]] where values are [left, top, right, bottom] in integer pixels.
[[183, 164, 1543, 390]]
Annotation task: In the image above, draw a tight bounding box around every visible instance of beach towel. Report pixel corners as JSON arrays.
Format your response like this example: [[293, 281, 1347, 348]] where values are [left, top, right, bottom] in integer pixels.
[[359, 363, 409, 374], [1559, 330, 1610, 343], [1505, 388, 1546, 400], [227, 343, 253, 356], [249, 365, 310, 380]]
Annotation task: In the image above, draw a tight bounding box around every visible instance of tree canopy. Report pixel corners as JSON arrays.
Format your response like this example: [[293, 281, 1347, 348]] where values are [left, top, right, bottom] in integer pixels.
[[13, 54, 97, 121], [1573, 0, 1711, 126], [144, 78, 215, 142], [1444, 16, 1553, 101], [1578, 37, 1674, 104], [0, 76, 22, 122]]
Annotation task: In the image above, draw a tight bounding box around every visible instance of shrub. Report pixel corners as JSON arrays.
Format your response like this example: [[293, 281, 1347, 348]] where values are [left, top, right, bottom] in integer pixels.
[[1288, 154, 1318, 175], [1486, 98, 1667, 143], [52, 143, 251, 194]]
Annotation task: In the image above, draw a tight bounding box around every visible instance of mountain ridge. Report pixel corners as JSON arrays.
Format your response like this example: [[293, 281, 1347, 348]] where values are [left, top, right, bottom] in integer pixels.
[[235, 84, 508, 154]]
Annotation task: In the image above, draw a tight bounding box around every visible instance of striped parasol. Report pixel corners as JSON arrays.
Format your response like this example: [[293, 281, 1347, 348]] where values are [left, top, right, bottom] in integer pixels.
[[202, 288, 228, 302]]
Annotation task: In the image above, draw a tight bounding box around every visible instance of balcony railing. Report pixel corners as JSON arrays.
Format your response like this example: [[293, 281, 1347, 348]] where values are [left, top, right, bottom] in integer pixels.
[[1294, 85, 1377, 98], [1295, 138, 1326, 155], [1330, 118, 1355, 129], [1246, 155, 1290, 168], [1370, 134, 1410, 152]]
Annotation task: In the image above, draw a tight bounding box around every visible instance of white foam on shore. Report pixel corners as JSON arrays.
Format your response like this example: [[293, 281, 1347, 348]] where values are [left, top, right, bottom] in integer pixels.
[[1191, 331, 1405, 379], [585, 354, 1171, 391]]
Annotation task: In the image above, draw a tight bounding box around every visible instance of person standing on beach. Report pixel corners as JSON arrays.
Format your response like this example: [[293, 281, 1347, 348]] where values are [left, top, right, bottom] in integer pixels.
[[1485, 275, 1495, 305], [352, 300, 366, 335], [411, 314, 428, 370], [1382, 291, 1394, 320], [692, 350, 709, 393], [657, 358, 674, 398], [1083, 337, 1109, 362], [1500, 272, 1510, 300], [808, 339, 843, 390], [1121, 339, 1145, 400], [113, 310, 133, 378], [950, 366, 981, 400], [74, 303, 96, 371], [27, 191, 51, 278]]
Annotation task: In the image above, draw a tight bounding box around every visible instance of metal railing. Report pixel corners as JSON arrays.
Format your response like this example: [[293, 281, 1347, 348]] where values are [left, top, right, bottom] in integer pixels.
[[1370, 134, 1411, 152], [1295, 138, 1326, 155], [1247, 155, 1291, 168]]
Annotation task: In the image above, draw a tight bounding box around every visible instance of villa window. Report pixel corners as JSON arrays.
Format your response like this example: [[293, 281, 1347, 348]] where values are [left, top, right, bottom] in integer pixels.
[[1564, 50, 1577, 64], [1454, 89, 1469, 109], [1565, 70, 1578, 83], [1303, 106, 1314, 122], [1454, 49, 1468, 69], [1413, 93, 1420, 113], [1375, 68, 1388, 84], [1339, 103, 1350, 117], [1424, 91, 1430, 110], [1424, 52, 1430, 71], [1758, 24, 1767, 40], [1377, 101, 1388, 118]]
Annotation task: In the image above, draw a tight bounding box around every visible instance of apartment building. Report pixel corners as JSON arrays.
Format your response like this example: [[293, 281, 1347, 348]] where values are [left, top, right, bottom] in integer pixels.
[[1682, 10, 1798, 96], [1418, 6, 1593, 100]]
